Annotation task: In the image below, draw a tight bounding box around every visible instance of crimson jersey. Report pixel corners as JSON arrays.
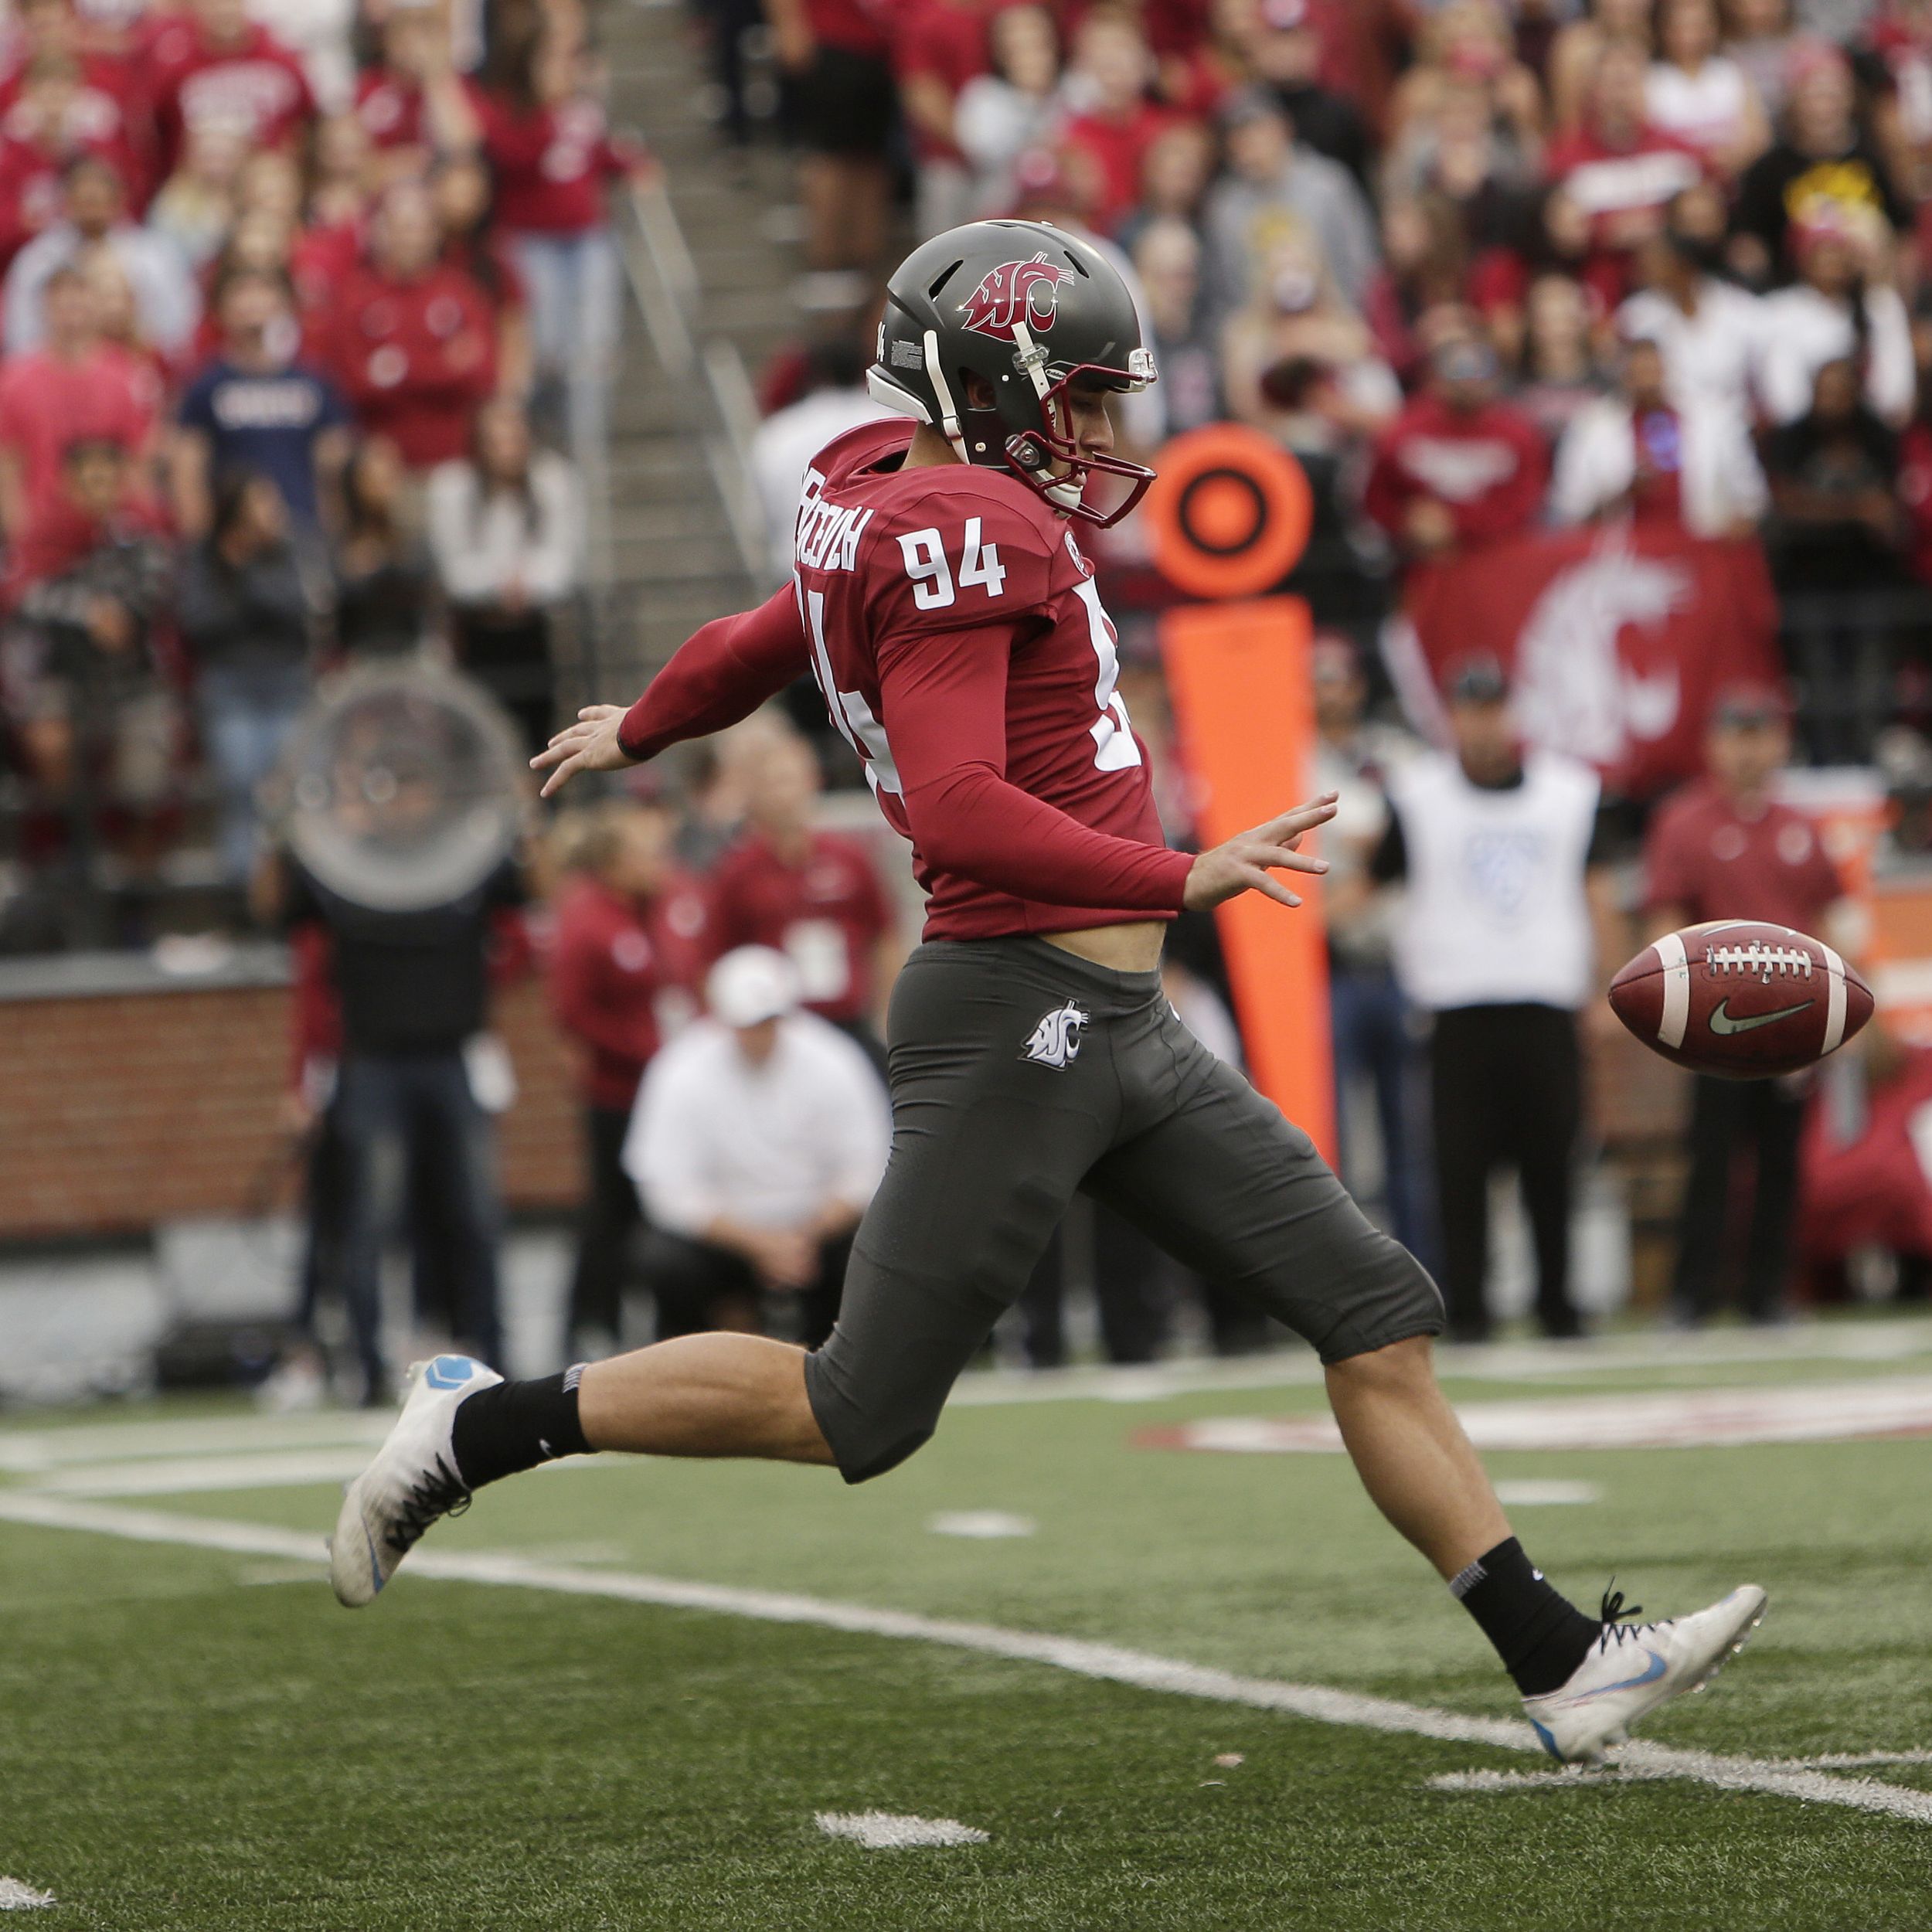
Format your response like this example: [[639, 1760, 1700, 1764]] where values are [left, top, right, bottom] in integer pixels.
[[709, 827, 892, 1023], [621, 417, 1192, 940]]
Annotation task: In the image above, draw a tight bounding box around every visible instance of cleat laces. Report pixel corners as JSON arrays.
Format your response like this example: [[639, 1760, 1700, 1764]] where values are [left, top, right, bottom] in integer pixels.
[[386, 1454, 471, 1556], [1595, 1586, 1651, 1652]]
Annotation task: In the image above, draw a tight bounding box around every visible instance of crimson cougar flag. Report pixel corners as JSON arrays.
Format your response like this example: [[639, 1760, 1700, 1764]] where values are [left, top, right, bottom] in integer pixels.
[[1386, 526, 1781, 798]]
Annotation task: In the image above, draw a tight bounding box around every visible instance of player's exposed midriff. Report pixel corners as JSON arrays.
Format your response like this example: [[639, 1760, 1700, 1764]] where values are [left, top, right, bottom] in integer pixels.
[[1043, 920, 1166, 972]]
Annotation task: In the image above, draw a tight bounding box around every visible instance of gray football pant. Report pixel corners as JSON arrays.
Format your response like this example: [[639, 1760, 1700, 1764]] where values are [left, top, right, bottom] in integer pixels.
[[803, 937, 1444, 1482]]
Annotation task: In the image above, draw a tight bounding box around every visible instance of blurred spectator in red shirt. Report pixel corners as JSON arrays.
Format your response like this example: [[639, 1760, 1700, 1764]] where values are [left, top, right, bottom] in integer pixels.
[[353, 3, 473, 182], [549, 796, 712, 1351], [709, 729, 897, 1052], [0, 49, 148, 267], [464, 25, 643, 465], [147, 0, 315, 181], [432, 150, 531, 403], [1363, 329, 1547, 563], [0, 435, 175, 873], [1546, 38, 1706, 309], [1644, 682, 1854, 1325], [892, 0, 992, 240], [318, 179, 496, 469], [1060, 9, 1173, 236], [0, 261, 155, 537], [1800, 1030, 1932, 1301], [4, 152, 199, 356]]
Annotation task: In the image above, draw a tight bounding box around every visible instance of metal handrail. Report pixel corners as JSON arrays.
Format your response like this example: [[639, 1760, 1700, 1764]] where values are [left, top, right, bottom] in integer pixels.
[[619, 178, 767, 587]]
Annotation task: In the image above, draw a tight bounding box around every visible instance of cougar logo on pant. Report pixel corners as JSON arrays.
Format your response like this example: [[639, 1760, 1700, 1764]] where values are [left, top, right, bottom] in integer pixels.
[[1022, 1001, 1089, 1069]]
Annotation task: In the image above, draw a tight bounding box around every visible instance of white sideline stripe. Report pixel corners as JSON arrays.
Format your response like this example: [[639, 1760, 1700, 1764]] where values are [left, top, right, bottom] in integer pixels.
[[5, 1320, 1932, 1474], [30, 1450, 384, 1498], [1150, 1378, 1932, 1454], [2, 1494, 1929, 1827], [1432, 1749, 1932, 1798], [815, 1811, 988, 1849], [0, 1878, 54, 1911]]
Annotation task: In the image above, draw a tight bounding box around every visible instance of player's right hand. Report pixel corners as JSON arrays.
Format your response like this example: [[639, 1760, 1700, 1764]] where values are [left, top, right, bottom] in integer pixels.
[[530, 705, 634, 798], [1182, 794, 1337, 913]]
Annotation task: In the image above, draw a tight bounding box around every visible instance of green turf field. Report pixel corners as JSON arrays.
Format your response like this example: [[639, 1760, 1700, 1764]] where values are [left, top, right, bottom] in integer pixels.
[[4, 1323, 1931, 1930]]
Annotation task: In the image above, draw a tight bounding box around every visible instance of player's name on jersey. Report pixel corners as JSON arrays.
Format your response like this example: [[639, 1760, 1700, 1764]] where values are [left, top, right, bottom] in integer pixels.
[[795, 474, 876, 575]]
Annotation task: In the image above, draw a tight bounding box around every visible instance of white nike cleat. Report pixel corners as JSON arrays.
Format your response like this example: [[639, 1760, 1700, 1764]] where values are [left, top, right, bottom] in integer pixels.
[[328, 1354, 501, 1607], [1522, 1584, 1769, 1765]]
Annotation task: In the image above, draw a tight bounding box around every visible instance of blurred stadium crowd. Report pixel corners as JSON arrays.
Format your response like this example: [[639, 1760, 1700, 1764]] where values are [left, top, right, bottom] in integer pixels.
[[0, 0, 639, 950], [17, 0, 1932, 1405]]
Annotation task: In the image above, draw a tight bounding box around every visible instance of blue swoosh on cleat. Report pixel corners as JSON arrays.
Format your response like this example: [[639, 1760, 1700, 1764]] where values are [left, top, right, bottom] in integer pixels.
[[423, 1355, 476, 1390], [1577, 1649, 1668, 1699]]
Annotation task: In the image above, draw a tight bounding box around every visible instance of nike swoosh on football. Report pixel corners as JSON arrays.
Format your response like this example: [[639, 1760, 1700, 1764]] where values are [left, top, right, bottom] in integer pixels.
[[1709, 998, 1814, 1036]]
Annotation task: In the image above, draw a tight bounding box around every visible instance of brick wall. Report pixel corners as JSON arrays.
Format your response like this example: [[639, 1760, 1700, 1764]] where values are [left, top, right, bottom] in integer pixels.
[[0, 972, 584, 1241]]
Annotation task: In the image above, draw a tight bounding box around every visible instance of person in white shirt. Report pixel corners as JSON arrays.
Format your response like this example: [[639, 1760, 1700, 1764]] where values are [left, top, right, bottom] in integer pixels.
[[1550, 332, 1768, 537], [1364, 658, 1620, 1343], [6, 155, 199, 357], [1645, 0, 1770, 175], [748, 339, 889, 583], [426, 400, 583, 758], [1617, 223, 1766, 420], [624, 945, 891, 1345], [955, 3, 1066, 215], [1759, 218, 1915, 427]]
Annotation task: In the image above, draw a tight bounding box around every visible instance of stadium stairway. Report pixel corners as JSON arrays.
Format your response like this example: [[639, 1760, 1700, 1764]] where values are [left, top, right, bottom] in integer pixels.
[[595, 0, 798, 696]]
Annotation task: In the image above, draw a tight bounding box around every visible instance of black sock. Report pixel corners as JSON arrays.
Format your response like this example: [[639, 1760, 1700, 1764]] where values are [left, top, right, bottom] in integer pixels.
[[449, 1366, 591, 1490], [1451, 1537, 1600, 1696]]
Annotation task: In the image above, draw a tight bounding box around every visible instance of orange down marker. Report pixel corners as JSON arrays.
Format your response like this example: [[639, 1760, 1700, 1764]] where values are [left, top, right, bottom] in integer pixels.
[[1145, 427, 1334, 1161]]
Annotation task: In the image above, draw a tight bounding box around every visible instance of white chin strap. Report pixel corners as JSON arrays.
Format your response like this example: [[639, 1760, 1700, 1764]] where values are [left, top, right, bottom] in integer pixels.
[[1010, 318, 1083, 509], [923, 327, 971, 465]]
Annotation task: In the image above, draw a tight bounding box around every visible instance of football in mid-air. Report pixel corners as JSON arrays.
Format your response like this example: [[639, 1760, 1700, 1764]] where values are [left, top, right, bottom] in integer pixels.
[[1608, 920, 1873, 1079]]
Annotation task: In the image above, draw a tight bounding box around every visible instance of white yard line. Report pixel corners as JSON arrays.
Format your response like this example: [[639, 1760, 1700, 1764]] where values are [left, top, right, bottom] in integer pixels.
[[0, 1878, 54, 1911], [2, 1317, 1930, 1474], [2, 1492, 1927, 1827], [815, 1811, 988, 1849]]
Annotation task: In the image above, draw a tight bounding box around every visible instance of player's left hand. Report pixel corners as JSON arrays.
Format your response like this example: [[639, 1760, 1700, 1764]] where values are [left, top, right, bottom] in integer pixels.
[[1182, 794, 1337, 912], [530, 705, 634, 797]]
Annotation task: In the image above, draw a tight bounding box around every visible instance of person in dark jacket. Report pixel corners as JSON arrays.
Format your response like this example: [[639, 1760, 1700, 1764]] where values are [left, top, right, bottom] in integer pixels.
[[280, 847, 528, 1400], [332, 435, 441, 662], [179, 466, 319, 880]]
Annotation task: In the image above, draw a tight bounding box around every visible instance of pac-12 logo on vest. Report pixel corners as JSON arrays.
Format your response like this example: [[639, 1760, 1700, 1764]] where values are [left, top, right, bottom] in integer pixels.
[[1022, 1000, 1090, 1069], [959, 253, 1073, 338]]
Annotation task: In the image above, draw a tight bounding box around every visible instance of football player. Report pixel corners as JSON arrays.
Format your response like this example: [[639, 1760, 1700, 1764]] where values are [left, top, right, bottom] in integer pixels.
[[332, 220, 1763, 1764]]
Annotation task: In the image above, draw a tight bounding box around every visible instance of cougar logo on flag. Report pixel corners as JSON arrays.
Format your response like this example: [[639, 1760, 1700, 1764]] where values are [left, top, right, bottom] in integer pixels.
[[959, 253, 1073, 338], [1022, 1000, 1089, 1069]]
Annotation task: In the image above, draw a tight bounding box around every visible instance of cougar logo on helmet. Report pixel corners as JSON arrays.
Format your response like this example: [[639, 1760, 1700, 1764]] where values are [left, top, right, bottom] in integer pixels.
[[958, 253, 1073, 339]]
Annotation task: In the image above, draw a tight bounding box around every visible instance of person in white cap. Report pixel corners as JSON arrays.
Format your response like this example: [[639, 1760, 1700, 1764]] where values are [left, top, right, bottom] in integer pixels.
[[618, 946, 891, 1345]]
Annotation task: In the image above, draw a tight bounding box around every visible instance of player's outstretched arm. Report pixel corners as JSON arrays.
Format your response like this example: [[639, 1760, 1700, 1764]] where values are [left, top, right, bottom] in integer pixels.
[[529, 583, 812, 798], [1181, 797, 1339, 911]]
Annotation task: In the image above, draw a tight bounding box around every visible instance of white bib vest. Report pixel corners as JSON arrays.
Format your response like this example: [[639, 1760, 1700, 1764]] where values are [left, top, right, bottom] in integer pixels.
[[1388, 750, 1600, 1013]]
